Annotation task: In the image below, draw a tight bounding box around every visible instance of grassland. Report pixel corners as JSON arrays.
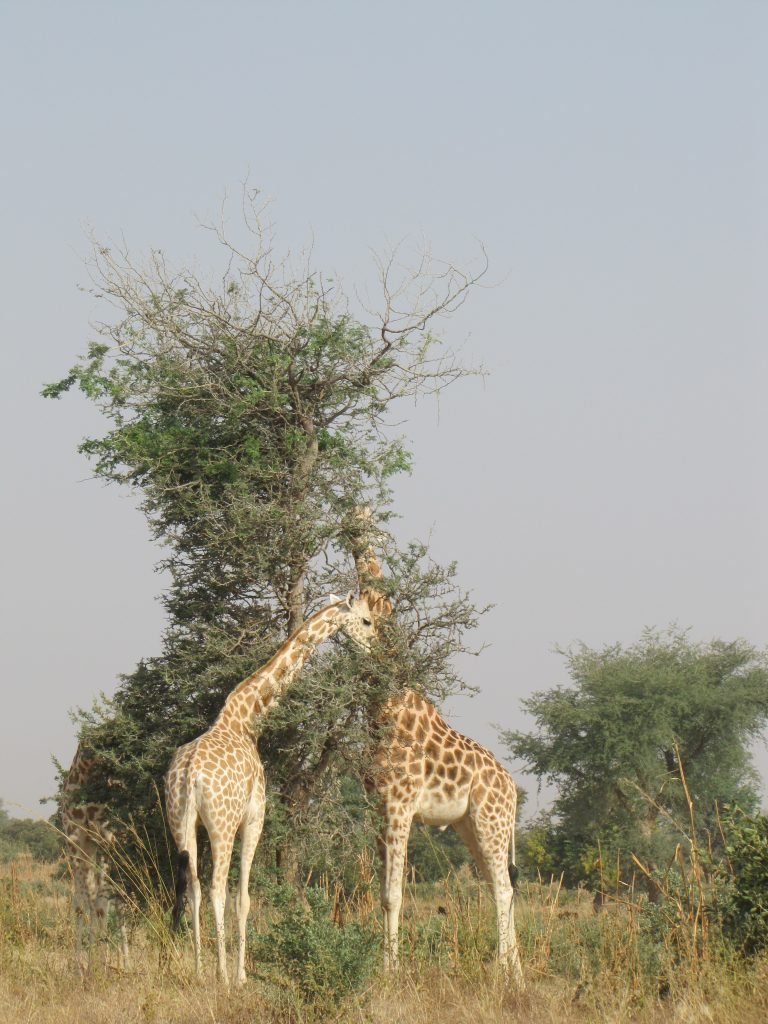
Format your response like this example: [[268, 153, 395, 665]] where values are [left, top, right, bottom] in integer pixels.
[[2, 854, 767, 1024]]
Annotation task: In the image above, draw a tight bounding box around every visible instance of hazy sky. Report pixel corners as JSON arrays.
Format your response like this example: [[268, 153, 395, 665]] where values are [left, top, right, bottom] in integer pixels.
[[1, 1, 766, 820]]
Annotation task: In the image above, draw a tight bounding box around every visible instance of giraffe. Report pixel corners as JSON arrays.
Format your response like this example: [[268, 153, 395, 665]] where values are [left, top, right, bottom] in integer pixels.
[[165, 592, 374, 987], [59, 743, 130, 968], [347, 511, 524, 985]]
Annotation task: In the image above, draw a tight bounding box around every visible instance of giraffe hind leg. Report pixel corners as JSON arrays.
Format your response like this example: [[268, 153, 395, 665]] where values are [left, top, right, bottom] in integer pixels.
[[172, 835, 202, 975], [234, 808, 265, 986], [453, 817, 524, 986], [172, 850, 190, 930], [452, 817, 493, 883], [210, 835, 236, 986]]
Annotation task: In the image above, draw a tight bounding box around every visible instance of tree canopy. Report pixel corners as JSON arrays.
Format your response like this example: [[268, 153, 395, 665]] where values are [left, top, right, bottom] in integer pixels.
[[502, 628, 768, 887], [0, 802, 61, 863], [45, 197, 488, 882]]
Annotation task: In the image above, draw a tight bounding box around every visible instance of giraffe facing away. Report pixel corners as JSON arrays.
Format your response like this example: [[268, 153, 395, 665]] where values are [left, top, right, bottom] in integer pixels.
[[348, 511, 524, 985], [165, 592, 374, 987], [59, 743, 130, 969]]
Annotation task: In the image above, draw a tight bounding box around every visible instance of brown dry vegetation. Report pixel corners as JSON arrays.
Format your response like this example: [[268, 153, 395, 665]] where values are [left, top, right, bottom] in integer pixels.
[[2, 856, 767, 1024]]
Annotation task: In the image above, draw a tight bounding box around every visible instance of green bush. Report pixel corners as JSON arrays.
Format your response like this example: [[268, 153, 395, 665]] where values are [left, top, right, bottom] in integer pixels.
[[407, 822, 471, 882], [252, 883, 379, 1011], [0, 804, 61, 863], [715, 808, 768, 956]]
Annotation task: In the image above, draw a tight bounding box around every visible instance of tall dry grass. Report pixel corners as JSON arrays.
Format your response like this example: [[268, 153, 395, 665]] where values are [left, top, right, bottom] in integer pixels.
[[2, 853, 768, 1024]]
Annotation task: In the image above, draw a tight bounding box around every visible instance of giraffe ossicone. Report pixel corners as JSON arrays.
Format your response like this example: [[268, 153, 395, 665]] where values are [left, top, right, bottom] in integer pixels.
[[348, 511, 524, 986], [165, 591, 374, 987]]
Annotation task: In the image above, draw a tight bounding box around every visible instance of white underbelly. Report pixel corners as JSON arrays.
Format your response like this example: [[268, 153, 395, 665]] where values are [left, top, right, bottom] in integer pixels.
[[414, 790, 469, 827]]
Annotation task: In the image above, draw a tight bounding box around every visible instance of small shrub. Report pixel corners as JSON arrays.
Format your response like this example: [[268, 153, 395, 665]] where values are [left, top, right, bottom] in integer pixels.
[[252, 883, 379, 1012]]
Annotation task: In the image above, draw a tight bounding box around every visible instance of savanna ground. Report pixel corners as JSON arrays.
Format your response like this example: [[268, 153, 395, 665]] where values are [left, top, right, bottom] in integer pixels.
[[2, 854, 767, 1024]]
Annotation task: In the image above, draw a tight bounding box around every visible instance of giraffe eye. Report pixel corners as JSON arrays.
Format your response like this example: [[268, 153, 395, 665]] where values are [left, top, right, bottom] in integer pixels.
[[362, 618, 372, 627]]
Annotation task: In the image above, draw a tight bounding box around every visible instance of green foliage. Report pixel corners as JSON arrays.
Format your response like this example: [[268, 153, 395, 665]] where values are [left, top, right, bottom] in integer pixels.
[[502, 628, 768, 887], [0, 802, 61, 863], [517, 814, 562, 881], [407, 822, 471, 882], [715, 808, 768, 956], [252, 883, 379, 1011], [45, 203, 486, 888]]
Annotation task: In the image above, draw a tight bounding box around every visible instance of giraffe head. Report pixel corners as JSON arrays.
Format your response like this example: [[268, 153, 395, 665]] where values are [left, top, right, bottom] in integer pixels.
[[329, 592, 376, 651]]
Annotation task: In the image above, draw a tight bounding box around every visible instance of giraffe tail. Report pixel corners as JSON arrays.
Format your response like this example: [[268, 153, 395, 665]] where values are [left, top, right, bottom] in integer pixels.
[[171, 850, 190, 931], [508, 812, 519, 886]]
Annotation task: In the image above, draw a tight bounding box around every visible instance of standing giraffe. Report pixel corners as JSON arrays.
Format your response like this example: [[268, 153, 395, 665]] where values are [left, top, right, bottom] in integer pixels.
[[165, 592, 374, 987], [59, 744, 130, 968], [347, 511, 524, 985]]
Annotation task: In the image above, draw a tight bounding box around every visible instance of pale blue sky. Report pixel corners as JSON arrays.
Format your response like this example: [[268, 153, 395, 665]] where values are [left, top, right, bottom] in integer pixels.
[[1, 1, 766, 818]]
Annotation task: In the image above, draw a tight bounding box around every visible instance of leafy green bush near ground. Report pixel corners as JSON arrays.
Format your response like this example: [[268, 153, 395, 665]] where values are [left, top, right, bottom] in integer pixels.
[[251, 883, 379, 1013], [715, 808, 768, 957]]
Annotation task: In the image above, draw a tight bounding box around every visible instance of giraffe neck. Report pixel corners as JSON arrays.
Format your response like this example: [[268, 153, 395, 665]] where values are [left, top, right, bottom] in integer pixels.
[[353, 542, 393, 622], [215, 604, 343, 732], [351, 532, 401, 727]]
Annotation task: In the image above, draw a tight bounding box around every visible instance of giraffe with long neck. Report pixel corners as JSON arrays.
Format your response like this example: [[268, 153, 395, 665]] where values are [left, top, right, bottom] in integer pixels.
[[165, 592, 374, 986], [59, 744, 130, 969], [348, 512, 524, 985]]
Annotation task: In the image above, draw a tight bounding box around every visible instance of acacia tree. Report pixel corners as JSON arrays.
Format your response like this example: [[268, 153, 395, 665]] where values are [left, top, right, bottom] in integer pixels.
[[45, 195, 488, 880], [502, 628, 768, 891]]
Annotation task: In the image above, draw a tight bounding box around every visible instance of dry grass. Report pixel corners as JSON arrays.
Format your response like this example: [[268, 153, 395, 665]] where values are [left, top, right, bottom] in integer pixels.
[[2, 856, 767, 1024]]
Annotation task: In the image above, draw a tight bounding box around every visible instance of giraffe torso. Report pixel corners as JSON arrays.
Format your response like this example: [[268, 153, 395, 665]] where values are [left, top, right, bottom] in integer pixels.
[[60, 745, 115, 860], [165, 723, 266, 845], [369, 690, 517, 829]]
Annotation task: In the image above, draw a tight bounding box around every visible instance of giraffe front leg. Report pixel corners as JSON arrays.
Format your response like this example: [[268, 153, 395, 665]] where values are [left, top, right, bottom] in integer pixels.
[[375, 834, 393, 968], [72, 877, 89, 972], [93, 888, 110, 965], [85, 868, 107, 969], [116, 900, 131, 970], [377, 816, 411, 970]]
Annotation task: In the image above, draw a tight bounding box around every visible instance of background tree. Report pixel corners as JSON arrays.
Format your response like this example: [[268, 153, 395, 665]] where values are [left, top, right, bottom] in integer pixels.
[[0, 802, 61, 863], [502, 628, 768, 892], [44, 195, 488, 884]]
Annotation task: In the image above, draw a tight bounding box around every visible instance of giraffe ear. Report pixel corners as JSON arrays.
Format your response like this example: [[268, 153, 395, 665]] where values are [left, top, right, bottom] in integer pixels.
[[346, 590, 355, 609], [328, 593, 342, 604]]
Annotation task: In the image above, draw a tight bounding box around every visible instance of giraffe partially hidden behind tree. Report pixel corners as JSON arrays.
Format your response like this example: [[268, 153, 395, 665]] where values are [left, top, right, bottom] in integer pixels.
[[347, 510, 524, 986], [165, 592, 374, 987], [59, 743, 130, 970]]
